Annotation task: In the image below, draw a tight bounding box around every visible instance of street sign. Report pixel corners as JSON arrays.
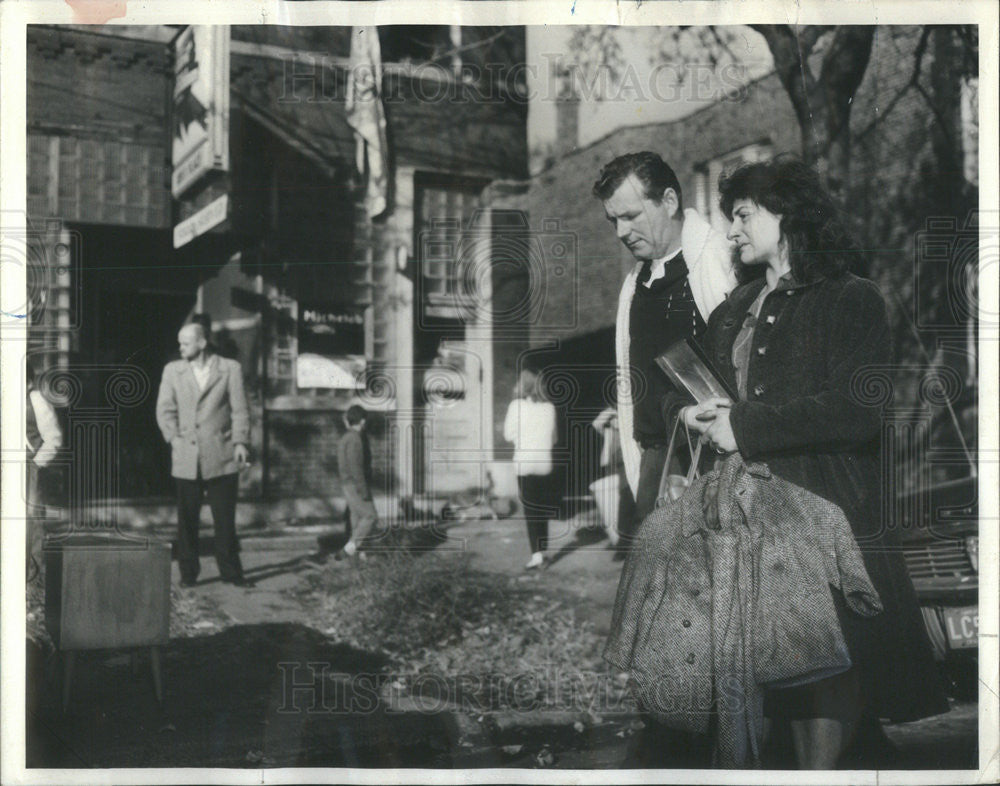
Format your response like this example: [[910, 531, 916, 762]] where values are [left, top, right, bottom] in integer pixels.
[[173, 195, 228, 249]]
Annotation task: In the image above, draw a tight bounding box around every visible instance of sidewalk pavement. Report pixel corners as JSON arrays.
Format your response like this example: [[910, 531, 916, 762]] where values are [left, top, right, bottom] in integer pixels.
[[174, 508, 624, 631]]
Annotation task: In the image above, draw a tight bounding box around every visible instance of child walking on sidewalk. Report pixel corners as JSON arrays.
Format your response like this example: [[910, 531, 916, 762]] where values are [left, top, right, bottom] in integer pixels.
[[337, 405, 378, 560]]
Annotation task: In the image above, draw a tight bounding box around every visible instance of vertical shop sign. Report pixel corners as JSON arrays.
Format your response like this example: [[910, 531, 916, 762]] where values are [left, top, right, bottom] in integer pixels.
[[171, 26, 230, 198]]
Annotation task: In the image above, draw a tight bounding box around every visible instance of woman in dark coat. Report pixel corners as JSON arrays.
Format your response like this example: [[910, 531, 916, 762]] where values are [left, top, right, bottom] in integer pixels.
[[681, 158, 948, 767]]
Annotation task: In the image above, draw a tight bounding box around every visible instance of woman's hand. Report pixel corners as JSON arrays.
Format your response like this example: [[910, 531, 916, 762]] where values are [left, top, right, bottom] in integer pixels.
[[680, 397, 732, 435], [704, 408, 738, 454]]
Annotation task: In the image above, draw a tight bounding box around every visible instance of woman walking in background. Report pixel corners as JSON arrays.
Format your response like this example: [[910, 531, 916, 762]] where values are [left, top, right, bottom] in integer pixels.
[[504, 369, 558, 570]]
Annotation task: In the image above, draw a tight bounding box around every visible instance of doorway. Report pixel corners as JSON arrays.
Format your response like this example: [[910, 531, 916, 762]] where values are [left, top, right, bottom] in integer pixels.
[[76, 225, 198, 499]]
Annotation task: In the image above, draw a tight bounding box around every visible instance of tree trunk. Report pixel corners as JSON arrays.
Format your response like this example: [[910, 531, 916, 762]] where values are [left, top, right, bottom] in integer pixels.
[[819, 27, 874, 201], [752, 25, 874, 201], [929, 26, 970, 211]]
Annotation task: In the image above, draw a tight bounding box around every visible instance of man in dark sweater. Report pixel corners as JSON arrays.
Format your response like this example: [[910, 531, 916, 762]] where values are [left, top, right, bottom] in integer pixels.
[[594, 152, 735, 550], [594, 152, 736, 769]]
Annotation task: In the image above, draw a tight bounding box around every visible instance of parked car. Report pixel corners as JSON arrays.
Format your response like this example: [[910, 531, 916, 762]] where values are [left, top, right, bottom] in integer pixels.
[[898, 475, 978, 698]]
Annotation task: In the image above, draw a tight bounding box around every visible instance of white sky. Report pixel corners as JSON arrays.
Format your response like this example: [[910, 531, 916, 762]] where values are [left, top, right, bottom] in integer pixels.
[[527, 25, 774, 169]]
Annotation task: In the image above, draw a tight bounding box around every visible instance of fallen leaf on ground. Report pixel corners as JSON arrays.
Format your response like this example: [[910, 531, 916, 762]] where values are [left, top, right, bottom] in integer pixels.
[[535, 747, 556, 767], [245, 750, 275, 765]]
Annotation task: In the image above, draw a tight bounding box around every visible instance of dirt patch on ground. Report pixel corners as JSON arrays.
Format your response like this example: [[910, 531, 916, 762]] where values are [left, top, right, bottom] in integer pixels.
[[287, 548, 631, 715]]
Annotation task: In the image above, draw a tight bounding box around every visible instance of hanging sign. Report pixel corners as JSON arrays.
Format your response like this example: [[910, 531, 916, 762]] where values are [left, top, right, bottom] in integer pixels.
[[171, 26, 230, 198], [173, 195, 228, 249]]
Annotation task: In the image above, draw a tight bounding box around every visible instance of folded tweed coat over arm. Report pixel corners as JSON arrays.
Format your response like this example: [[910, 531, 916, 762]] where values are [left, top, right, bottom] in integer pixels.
[[604, 454, 883, 767], [700, 272, 949, 722]]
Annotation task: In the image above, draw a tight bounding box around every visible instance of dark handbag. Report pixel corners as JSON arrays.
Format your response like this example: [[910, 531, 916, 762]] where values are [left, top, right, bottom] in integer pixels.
[[655, 415, 703, 507]]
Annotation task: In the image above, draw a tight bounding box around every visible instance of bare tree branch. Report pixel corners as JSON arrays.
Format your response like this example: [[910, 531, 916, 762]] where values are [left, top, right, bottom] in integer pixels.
[[855, 26, 932, 141], [706, 26, 739, 67], [914, 80, 959, 156], [817, 26, 875, 194], [444, 29, 510, 60], [798, 25, 831, 54], [820, 27, 875, 97], [751, 24, 819, 157], [819, 26, 875, 139]]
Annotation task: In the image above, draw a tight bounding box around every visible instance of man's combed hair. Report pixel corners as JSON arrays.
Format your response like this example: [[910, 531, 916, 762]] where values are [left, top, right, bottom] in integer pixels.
[[718, 157, 861, 283], [593, 151, 683, 209]]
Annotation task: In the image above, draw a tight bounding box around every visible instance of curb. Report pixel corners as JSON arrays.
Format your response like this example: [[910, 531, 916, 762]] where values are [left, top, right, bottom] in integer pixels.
[[384, 693, 641, 743]]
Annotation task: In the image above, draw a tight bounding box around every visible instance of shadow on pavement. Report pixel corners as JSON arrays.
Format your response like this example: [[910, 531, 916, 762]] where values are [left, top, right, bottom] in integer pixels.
[[546, 526, 610, 567], [27, 622, 469, 769]]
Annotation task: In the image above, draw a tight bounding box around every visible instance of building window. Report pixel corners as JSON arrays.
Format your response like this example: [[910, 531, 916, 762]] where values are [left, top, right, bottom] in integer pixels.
[[414, 174, 488, 321], [379, 26, 460, 69], [696, 141, 772, 235]]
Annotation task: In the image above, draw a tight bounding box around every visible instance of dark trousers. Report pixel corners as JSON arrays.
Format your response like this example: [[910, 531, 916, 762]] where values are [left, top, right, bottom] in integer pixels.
[[517, 473, 555, 553], [620, 445, 669, 548], [176, 473, 242, 583], [26, 460, 42, 578], [628, 714, 713, 768]]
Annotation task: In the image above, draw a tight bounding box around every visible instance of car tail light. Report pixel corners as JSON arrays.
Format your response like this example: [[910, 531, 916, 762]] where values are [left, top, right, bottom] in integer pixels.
[[965, 535, 979, 573]]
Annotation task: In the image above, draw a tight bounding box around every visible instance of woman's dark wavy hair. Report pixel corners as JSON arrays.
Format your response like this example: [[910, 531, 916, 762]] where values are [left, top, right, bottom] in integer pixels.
[[718, 156, 862, 283]]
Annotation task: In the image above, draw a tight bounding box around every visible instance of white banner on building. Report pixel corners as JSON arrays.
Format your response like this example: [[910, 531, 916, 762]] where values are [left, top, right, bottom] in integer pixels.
[[296, 354, 366, 390], [345, 26, 389, 218], [171, 25, 230, 198]]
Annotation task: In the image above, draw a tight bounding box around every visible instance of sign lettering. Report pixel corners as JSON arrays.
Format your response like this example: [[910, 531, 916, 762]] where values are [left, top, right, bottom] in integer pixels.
[[173, 195, 229, 248]]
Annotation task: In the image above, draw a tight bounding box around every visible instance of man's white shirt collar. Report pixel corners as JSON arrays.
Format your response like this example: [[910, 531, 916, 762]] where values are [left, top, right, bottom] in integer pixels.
[[640, 246, 683, 288]]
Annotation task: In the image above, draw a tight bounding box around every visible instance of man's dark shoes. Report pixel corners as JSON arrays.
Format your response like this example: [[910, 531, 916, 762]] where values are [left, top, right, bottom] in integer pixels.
[[179, 578, 198, 588]]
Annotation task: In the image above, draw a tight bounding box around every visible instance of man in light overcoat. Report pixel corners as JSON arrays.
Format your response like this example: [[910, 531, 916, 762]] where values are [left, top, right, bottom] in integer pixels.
[[156, 322, 251, 587]]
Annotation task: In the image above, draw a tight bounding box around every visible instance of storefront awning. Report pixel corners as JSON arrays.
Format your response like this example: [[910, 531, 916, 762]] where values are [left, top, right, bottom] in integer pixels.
[[232, 88, 343, 180]]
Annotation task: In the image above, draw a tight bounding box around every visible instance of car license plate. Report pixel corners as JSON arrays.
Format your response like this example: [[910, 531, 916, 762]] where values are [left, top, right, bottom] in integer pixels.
[[943, 606, 978, 649]]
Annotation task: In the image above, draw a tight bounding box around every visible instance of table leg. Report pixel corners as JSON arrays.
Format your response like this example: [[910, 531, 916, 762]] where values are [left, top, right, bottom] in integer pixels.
[[62, 650, 75, 713], [150, 645, 163, 703]]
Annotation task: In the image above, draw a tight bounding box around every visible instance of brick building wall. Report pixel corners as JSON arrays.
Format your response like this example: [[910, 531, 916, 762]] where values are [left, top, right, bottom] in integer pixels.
[[265, 410, 391, 498], [28, 28, 172, 229], [27, 27, 170, 148]]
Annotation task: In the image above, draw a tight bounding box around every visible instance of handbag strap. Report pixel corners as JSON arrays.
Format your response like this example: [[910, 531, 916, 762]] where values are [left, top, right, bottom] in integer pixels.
[[658, 413, 703, 496], [686, 424, 703, 483]]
